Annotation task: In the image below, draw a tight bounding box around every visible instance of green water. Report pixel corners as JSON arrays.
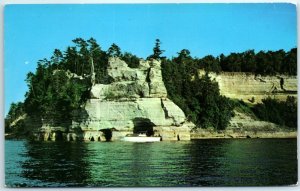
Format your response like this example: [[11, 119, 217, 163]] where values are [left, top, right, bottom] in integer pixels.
[[5, 139, 297, 187]]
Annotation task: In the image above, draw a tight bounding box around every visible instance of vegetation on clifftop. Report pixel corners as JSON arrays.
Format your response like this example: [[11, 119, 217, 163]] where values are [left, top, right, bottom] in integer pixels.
[[189, 48, 297, 75], [5, 38, 147, 134]]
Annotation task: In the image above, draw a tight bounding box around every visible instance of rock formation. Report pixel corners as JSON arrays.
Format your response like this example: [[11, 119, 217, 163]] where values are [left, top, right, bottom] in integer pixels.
[[68, 58, 194, 141], [191, 110, 297, 139], [198, 70, 297, 104], [26, 60, 297, 142]]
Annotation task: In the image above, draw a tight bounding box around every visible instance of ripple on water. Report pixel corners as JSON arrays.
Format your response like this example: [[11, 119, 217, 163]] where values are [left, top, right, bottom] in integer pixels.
[[5, 139, 298, 187]]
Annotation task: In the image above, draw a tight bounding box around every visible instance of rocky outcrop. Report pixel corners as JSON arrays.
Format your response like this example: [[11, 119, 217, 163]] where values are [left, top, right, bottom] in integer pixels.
[[191, 110, 297, 139], [90, 58, 167, 100], [70, 58, 193, 141], [199, 70, 297, 103]]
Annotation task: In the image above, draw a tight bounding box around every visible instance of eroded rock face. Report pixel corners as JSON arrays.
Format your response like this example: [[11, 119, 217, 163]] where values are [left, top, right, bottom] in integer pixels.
[[76, 98, 186, 131], [148, 60, 167, 98], [72, 58, 193, 141], [198, 70, 297, 103], [90, 58, 167, 100]]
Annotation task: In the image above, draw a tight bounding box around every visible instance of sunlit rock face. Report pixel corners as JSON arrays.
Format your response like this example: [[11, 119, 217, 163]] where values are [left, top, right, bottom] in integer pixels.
[[73, 58, 194, 141], [198, 70, 297, 104], [90, 58, 167, 99]]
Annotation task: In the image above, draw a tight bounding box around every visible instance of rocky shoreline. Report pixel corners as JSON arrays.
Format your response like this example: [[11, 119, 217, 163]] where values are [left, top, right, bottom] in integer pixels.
[[5, 130, 297, 140], [190, 131, 297, 139]]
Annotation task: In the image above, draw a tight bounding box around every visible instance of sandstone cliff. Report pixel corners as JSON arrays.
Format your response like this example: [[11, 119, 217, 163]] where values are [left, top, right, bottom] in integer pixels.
[[199, 70, 297, 104], [190, 70, 297, 139], [46, 58, 194, 142]]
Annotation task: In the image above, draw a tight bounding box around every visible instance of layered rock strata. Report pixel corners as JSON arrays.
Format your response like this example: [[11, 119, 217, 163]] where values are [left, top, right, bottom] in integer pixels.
[[199, 70, 297, 104], [69, 58, 194, 141]]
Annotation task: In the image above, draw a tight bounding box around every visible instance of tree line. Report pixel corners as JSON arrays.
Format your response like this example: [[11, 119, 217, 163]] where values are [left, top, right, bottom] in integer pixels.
[[149, 39, 297, 75], [203, 48, 297, 75]]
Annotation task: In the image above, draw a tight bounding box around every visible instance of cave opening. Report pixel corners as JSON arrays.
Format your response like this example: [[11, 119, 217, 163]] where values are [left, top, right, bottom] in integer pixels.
[[69, 135, 74, 141], [55, 131, 63, 141], [90, 136, 95, 141], [100, 129, 112, 141], [133, 118, 155, 136]]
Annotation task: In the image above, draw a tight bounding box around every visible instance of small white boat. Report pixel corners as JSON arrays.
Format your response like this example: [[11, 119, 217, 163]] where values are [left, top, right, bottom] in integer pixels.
[[123, 133, 161, 142]]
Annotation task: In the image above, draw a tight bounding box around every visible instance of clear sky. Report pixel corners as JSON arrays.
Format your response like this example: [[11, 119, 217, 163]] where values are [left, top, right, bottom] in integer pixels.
[[4, 3, 297, 115]]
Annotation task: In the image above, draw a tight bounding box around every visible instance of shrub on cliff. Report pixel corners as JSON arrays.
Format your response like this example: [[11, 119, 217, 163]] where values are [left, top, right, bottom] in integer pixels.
[[253, 96, 297, 128], [121, 52, 140, 68]]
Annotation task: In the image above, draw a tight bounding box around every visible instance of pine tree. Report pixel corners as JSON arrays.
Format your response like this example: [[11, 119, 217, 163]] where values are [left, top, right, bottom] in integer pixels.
[[107, 43, 122, 57], [148, 39, 165, 60]]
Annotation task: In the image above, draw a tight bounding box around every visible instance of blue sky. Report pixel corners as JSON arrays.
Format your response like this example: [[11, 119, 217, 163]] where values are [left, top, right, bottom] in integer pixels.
[[4, 3, 297, 115]]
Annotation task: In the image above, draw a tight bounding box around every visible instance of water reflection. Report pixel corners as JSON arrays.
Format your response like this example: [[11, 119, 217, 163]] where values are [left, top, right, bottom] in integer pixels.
[[21, 141, 90, 187], [5, 139, 297, 187], [184, 139, 230, 186], [84, 141, 192, 187]]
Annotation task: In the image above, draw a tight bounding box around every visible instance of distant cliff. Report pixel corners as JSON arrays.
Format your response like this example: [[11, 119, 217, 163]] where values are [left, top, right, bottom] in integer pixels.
[[188, 70, 297, 139], [198, 70, 297, 104]]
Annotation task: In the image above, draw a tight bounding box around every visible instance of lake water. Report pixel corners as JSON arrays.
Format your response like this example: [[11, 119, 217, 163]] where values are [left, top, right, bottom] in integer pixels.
[[5, 139, 297, 187]]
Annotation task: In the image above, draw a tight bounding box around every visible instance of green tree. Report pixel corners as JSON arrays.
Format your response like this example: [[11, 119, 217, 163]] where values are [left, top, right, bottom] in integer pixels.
[[282, 48, 297, 75], [121, 52, 140, 68], [148, 39, 165, 60], [63, 46, 78, 73], [72, 38, 90, 75], [271, 49, 285, 74], [241, 50, 256, 73], [51, 49, 63, 69], [175, 49, 191, 62], [199, 55, 221, 73], [107, 43, 122, 57], [253, 96, 297, 128]]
